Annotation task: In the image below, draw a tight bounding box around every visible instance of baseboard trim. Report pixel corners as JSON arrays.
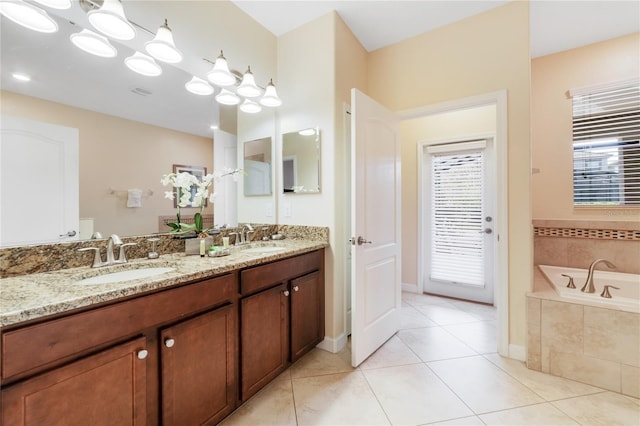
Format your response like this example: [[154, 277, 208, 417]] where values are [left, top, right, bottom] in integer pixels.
[[508, 344, 526, 361], [316, 333, 348, 354], [402, 283, 418, 293]]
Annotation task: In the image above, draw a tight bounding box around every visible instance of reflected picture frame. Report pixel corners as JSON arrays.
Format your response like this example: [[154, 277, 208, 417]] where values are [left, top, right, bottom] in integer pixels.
[[172, 164, 207, 208]]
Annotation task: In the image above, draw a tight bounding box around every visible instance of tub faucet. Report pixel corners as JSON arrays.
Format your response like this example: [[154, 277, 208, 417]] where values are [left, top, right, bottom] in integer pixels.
[[581, 259, 616, 293]]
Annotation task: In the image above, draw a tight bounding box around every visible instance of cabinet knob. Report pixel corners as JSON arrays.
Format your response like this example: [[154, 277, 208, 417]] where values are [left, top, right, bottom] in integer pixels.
[[137, 349, 148, 360], [293, 285, 299, 292], [165, 338, 175, 348], [283, 290, 290, 297]]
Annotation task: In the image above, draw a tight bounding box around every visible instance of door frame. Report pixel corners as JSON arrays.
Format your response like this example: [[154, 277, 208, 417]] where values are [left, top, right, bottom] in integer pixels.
[[421, 134, 496, 304], [398, 90, 509, 357]]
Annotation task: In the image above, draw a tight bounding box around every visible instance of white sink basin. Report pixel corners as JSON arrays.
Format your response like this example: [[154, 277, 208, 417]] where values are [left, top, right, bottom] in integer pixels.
[[242, 246, 287, 254], [77, 267, 175, 285]]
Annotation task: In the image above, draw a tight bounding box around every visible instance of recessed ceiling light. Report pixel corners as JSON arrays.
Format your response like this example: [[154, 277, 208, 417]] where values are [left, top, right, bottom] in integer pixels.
[[12, 72, 31, 82]]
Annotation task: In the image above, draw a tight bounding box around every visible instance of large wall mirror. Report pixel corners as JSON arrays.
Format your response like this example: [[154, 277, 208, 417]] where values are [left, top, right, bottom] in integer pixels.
[[244, 137, 273, 196], [282, 128, 321, 194]]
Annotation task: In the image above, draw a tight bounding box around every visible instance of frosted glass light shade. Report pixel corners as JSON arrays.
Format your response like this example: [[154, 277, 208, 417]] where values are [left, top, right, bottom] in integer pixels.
[[145, 19, 182, 64], [0, 0, 58, 33], [125, 52, 162, 77], [70, 29, 117, 58], [215, 89, 240, 106], [207, 51, 236, 87], [32, 0, 71, 9], [237, 66, 261, 98], [185, 76, 214, 96], [240, 99, 261, 114], [259, 79, 282, 107], [88, 0, 135, 40]]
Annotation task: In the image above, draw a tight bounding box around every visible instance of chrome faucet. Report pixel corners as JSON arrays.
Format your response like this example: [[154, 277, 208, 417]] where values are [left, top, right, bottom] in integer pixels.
[[78, 234, 136, 268], [581, 259, 616, 293], [242, 224, 254, 243]]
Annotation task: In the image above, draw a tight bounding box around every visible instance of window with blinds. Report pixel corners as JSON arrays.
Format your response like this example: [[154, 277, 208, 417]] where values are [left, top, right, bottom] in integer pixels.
[[571, 79, 640, 206], [430, 148, 485, 287]]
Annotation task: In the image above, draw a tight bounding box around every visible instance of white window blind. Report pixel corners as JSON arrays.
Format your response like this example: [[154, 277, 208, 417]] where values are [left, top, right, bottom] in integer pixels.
[[571, 79, 640, 205], [429, 148, 485, 287]]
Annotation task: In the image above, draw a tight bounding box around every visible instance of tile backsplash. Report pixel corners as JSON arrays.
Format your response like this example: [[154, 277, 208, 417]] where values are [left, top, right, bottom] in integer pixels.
[[533, 219, 640, 274]]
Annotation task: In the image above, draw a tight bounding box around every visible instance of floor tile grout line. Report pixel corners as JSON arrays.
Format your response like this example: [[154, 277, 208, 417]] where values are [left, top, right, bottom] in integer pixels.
[[421, 360, 480, 419], [358, 368, 396, 425]]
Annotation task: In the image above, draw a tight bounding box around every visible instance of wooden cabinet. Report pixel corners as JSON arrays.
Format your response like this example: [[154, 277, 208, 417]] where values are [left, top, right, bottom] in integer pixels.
[[1, 273, 237, 426], [160, 305, 237, 426], [240, 250, 324, 401], [2, 337, 147, 426]]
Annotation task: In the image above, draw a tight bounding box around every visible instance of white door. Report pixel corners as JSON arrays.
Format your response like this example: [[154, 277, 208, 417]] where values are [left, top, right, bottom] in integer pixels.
[[213, 129, 238, 227], [350, 89, 401, 367], [0, 115, 79, 247], [423, 139, 495, 303]]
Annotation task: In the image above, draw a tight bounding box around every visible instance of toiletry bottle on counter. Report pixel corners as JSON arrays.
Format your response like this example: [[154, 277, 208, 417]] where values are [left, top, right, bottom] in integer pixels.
[[200, 239, 205, 257]]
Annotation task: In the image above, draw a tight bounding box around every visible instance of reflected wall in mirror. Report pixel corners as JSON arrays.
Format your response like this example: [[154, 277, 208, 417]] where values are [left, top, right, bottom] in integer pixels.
[[244, 137, 272, 196], [282, 128, 321, 194]]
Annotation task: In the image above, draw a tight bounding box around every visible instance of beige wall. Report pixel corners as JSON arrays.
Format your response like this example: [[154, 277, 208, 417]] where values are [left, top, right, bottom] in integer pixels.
[[1, 90, 212, 237], [401, 105, 496, 286], [367, 1, 532, 349], [276, 12, 368, 345], [531, 33, 640, 222]]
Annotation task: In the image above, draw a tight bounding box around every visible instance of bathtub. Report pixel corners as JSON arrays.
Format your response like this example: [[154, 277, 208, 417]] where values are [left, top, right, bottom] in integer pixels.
[[538, 264, 640, 312]]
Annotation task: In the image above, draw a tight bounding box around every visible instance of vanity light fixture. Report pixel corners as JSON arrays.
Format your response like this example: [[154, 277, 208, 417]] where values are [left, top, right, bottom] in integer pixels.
[[215, 88, 240, 106], [0, 0, 58, 33], [236, 66, 262, 98], [207, 51, 236, 87], [125, 52, 162, 77], [145, 19, 182, 64], [259, 79, 282, 107], [87, 0, 135, 40], [239, 99, 261, 114], [185, 76, 214, 96], [70, 29, 117, 58], [32, 0, 71, 9]]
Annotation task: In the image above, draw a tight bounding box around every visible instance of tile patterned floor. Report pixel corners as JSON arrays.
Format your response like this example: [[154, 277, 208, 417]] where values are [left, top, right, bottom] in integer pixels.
[[220, 292, 640, 425]]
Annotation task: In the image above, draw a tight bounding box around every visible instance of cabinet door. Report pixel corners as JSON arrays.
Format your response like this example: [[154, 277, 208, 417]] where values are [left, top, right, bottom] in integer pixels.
[[1, 337, 147, 426], [160, 305, 237, 426], [291, 271, 324, 361], [240, 284, 289, 401]]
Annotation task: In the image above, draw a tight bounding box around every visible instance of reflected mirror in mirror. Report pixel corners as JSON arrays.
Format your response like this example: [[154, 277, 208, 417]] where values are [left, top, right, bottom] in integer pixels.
[[573, 139, 640, 206], [282, 128, 321, 194], [244, 137, 272, 196]]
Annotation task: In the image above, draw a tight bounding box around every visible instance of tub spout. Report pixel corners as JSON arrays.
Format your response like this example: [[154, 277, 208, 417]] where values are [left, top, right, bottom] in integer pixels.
[[581, 259, 616, 294]]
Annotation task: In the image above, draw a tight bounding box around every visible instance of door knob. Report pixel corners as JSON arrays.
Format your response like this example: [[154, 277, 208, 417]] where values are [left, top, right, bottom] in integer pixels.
[[357, 236, 372, 245], [59, 230, 77, 237], [480, 228, 493, 234], [137, 349, 148, 360], [164, 338, 175, 348]]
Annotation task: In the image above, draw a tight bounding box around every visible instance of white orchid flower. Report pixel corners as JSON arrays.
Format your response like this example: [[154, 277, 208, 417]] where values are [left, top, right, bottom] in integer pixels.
[[164, 191, 175, 200]]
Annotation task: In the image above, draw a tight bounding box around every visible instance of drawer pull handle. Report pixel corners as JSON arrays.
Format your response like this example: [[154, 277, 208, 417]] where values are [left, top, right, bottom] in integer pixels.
[[283, 290, 290, 297], [293, 286, 299, 292], [165, 338, 175, 348], [137, 349, 149, 360]]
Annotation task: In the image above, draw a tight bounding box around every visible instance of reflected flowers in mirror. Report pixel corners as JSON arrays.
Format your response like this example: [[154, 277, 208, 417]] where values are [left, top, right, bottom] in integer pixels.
[[161, 168, 241, 236]]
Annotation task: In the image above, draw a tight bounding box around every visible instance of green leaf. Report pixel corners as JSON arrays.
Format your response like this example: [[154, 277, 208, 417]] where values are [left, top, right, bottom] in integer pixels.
[[194, 212, 203, 232]]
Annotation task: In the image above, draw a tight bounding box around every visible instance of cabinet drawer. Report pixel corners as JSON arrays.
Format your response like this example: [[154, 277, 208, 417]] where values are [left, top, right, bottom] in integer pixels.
[[240, 250, 322, 296], [2, 273, 236, 382]]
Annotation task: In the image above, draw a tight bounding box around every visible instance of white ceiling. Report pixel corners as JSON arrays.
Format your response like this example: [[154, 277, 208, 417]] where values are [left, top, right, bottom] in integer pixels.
[[1, 1, 638, 138], [232, 0, 640, 57]]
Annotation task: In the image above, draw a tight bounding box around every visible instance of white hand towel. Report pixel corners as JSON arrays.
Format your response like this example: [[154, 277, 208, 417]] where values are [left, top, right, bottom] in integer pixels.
[[127, 188, 143, 208]]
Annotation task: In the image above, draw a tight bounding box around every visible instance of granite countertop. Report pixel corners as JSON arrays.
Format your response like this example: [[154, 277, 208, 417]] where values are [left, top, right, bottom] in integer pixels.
[[0, 240, 326, 328]]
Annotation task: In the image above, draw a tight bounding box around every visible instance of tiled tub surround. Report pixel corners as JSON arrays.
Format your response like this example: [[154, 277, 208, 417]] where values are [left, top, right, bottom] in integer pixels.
[[0, 237, 327, 327], [530, 220, 640, 398], [533, 219, 640, 274], [0, 224, 329, 278], [527, 268, 640, 398]]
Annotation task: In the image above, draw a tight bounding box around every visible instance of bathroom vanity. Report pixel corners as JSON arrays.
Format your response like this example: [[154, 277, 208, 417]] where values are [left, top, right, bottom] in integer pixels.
[[0, 241, 325, 426]]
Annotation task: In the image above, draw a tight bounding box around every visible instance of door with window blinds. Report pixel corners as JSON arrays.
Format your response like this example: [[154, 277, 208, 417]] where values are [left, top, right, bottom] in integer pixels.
[[424, 140, 494, 304]]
